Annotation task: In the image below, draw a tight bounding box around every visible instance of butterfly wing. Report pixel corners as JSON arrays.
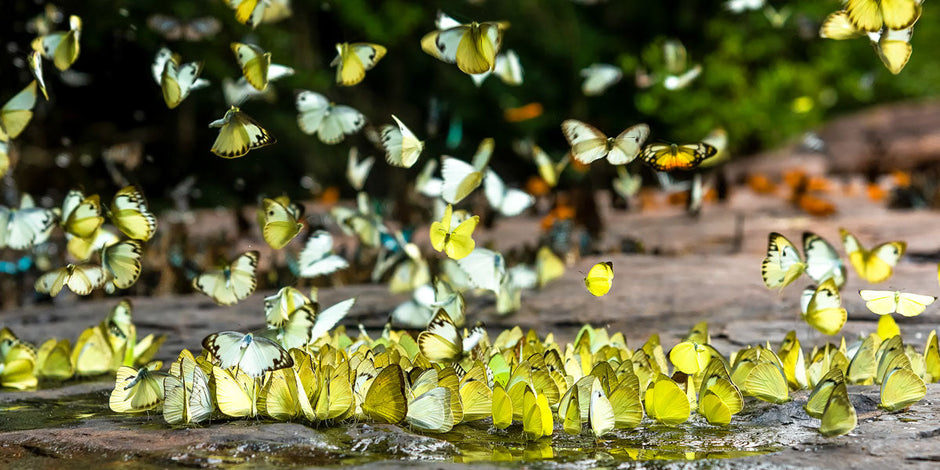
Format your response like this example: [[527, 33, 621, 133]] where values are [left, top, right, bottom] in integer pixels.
[[761, 232, 805, 290], [562, 119, 609, 164], [381, 115, 423, 168], [456, 248, 505, 293], [584, 262, 614, 297], [102, 240, 143, 289], [441, 157, 483, 204], [417, 310, 462, 363], [317, 104, 365, 144], [608, 124, 650, 165], [262, 198, 302, 249], [297, 230, 348, 278], [295, 91, 329, 134], [109, 186, 157, 241], [803, 232, 846, 287], [309, 298, 356, 342], [895, 292, 937, 317], [231, 42, 270, 90]]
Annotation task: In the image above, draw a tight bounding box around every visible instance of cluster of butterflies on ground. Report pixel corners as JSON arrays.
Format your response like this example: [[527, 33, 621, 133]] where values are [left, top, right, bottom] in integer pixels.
[[100, 299, 935, 439], [819, 0, 924, 74], [761, 228, 938, 337], [0, 300, 165, 389]]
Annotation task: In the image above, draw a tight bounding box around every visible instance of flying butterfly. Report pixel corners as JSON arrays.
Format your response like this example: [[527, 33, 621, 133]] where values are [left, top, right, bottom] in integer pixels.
[[440, 138, 494, 204], [31, 14, 81, 71], [456, 247, 506, 294], [209, 106, 275, 158], [346, 147, 374, 191], [421, 16, 510, 75], [101, 239, 143, 292], [801, 279, 848, 336], [59, 189, 103, 239], [1, 81, 39, 141], [109, 186, 157, 241], [156, 49, 209, 109], [295, 91, 366, 145], [872, 26, 914, 75], [230, 42, 278, 91], [584, 261, 614, 297], [532, 145, 569, 188], [484, 169, 535, 217], [470, 49, 523, 87], [296, 230, 349, 278], [640, 142, 716, 172], [28, 51, 49, 100], [840, 228, 905, 283], [859, 290, 937, 317], [331, 42, 386, 86], [429, 204, 480, 260], [803, 232, 847, 288], [192, 251, 259, 306], [35, 263, 107, 296], [845, 0, 920, 32], [380, 115, 424, 168], [761, 232, 806, 291], [580, 63, 622, 96], [261, 197, 303, 249], [225, 0, 270, 28], [561, 119, 649, 165], [147, 15, 221, 41]]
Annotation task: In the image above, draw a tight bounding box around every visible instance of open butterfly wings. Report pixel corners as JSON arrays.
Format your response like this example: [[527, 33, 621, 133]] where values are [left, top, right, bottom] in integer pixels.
[[561, 120, 649, 165], [295, 91, 365, 144], [332, 42, 387, 86], [193, 251, 259, 305], [484, 170, 534, 217], [421, 21, 509, 75], [641, 142, 716, 171], [202, 331, 292, 377], [210, 106, 275, 158], [297, 230, 349, 278]]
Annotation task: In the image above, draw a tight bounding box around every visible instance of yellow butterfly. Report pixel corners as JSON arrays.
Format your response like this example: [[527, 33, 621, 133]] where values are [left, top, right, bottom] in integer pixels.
[[521, 385, 554, 440], [669, 340, 712, 374], [225, 0, 267, 28], [362, 364, 408, 424], [1, 81, 39, 140], [405, 386, 454, 433], [536, 246, 565, 288], [109, 361, 166, 413], [159, 51, 208, 109], [459, 379, 492, 423], [880, 366, 926, 411], [925, 330, 940, 383], [845, 0, 920, 32], [421, 18, 510, 75], [840, 228, 905, 283], [259, 367, 305, 421], [31, 15, 81, 71], [67, 226, 119, 260], [101, 239, 143, 291], [644, 374, 690, 425], [640, 142, 716, 172], [231, 42, 272, 91], [820, 10, 865, 40], [331, 42, 386, 86], [28, 50, 49, 100], [35, 338, 73, 381], [588, 380, 615, 438], [209, 106, 275, 158], [0, 338, 38, 389], [801, 279, 848, 335], [213, 364, 260, 417], [820, 382, 857, 437], [441, 138, 494, 204], [847, 335, 878, 385], [60, 189, 103, 239], [744, 362, 790, 404], [533, 145, 569, 188], [491, 383, 513, 429], [761, 232, 807, 290], [873, 27, 914, 75], [35, 263, 107, 296], [561, 120, 649, 165], [417, 310, 484, 363], [71, 325, 114, 376], [806, 368, 844, 418], [261, 197, 303, 249], [109, 186, 157, 241], [584, 261, 614, 297], [860, 289, 936, 317], [380, 115, 424, 168], [429, 204, 479, 260], [877, 314, 901, 341], [192, 251, 259, 305]]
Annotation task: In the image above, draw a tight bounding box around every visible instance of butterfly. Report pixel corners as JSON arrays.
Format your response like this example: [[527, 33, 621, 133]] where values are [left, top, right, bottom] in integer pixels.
[[295, 91, 366, 145], [580, 63, 622, 96], [101, 240, 143, 292], [743, 362, 790, 404], [59, 189, 103, 239], [35, 263, 107, 296], [663, 64, 702, 91], [192, 251, 259, 305], [361, 364, 408, 424], [33, 338, 73, 381], [346, 147, 374, 191], [521, 385, 554, 440], [803, 232, 847, 288], [880, 366, 926, 411], [109, 186, 157, 241], [0, 194, 57, 250], [820, 382, 857, 437], [417, 310, 484, 363], [484, 169, 534, 217], [0, 338, 38, 389], [441, 138, 494, 203], [331, 42, 386, 86], [225, 0, 269, 28], [669, 340, 712, 374], [872, 26, 914, 75], [820, 10, 865, 40], [421, 16, 510, 75], [456, 247, 506, 293], [491, 383, 513, 429], [209, 106, 275, 158], [470, 49, 523, 86], [31, 15, 81, 71], [641, 142, 716, 171], [230, 42, 277, 91], [406, 386, 454, 432], [845, 0, 920, 32], [699, 377, 743, 425], [256, 304, 316, 350], [840, 228, 906, 283], [213, 364, 260, 417], [222, 65, 294, 106], [532, 145, 568, 188], [156, 49, 209, 109], [588, 380, 615, 438], [67, 226, 119, 260], [859, 290, 937, 317], [584, 261, 614, 297], [562, 120, 649, 165], [163, 351, 214, 424], [429, 204, 479, 260], [307, 298, 356, 345], [109, 361, 167, 413], [801, 279, 848, 335], [1, 81, 39, 141], [202, 331, 293, 378], [261, 197, 303, 249], [146, 15, 221, 41], [644, 374, 691, 425], [296, 230, 349, 278], [761, 232, 807, 290], [380, 115, 424, 168], [415, 159, 443, 197], [28, 51, 49, 100], [391, 284, 437, 329]]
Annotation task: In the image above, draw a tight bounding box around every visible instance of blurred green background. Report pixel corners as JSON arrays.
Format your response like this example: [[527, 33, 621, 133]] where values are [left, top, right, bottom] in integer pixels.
[[2, 0, 939, 209]]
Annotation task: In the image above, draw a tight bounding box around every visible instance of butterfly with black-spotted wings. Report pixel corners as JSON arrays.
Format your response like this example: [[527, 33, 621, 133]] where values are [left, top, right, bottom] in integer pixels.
[[202, 331, 293, 378], [331, 42, 386, 86], [562, 119, 649, 165], [209, 106, 275, 158]]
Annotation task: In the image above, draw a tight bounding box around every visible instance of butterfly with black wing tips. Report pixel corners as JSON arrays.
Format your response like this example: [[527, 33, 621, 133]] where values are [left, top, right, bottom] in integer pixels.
[[202, 331, 293, 378], [152, 48, 209, 109], [331, 42, 386, 86], [209, 106, 275, 158], [640, 141, 716, 171], [417, 309, 486, 363], [421, 13, 510, 75], [31, 14, 81, 71]]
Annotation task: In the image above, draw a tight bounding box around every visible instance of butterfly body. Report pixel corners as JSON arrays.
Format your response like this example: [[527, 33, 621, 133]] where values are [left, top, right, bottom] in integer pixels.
[[209, 106, 275, 158], [641, 142, 715, 171]]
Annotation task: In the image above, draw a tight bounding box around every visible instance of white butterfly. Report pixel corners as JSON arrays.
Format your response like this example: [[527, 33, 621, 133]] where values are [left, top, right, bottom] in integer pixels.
[[297, 230, 349, 278], [309, 298, 357, 343], [380, 114, 424, 168], [415, 159, 443, 198], [154, 48, 209, 109], [456, 247, 506, 294], [263, 286, 312, 327], [562, 119, 650, 165], [441, 138, 494, 204], [433, 278, 466, 327], [803, 232, 846, 288], [346, 147, 374, 191], [222, 64, 293, 106], [471, 49, 523, 87], [295, 90, 365, 144], [0, 194, 58, 250], [256, 304, 316, 350], [202, 331, 293, 378], [391, 283, 437, 329], [192, 251, 259, 305], [580, 63, 622, 96], [484, 169, 534, 217], [35, 263, 107, 296], [663, 64, 702, 91]]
